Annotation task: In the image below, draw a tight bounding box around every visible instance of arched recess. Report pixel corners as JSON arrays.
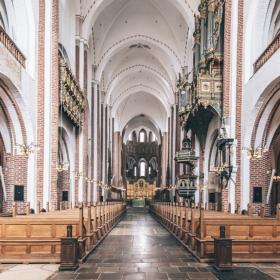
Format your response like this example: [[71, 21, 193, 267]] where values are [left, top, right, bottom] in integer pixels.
[[248, 78, 280, 215], [270, 129, 280, 215], [132, 131, 137, 143], [0, 75, 33, 213], [148, 131, 153, 143], [122, 115, 162, 144], [57, 127, 71, 209], [148, 156, 158, 179], [205, 129, 220, 210]]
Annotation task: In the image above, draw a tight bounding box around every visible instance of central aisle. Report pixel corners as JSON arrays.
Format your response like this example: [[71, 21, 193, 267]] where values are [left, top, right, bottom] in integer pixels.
[[52, 207, 217, 280]]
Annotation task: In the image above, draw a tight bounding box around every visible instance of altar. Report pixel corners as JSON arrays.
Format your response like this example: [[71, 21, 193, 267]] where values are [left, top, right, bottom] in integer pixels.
[[127, 179, 156, 201]]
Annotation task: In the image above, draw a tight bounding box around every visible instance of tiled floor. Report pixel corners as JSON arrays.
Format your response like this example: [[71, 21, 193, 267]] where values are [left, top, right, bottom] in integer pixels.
[[0, 264, 58, 280], [49, 208, 279, 280]]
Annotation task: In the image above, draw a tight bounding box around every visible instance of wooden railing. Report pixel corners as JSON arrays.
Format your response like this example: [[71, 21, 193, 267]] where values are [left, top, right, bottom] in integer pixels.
[[254, 32, 280, 73], [0, 202, 126, 263], [0, 26, 26, 67], [150, 202, 280, 262]]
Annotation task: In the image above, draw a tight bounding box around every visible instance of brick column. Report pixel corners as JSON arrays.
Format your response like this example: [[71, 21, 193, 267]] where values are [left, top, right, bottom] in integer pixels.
[[50, 0, 59, 210], [223, 0, 232, 118], [35, 0, 45, 208], [235, 0, 244, 209]]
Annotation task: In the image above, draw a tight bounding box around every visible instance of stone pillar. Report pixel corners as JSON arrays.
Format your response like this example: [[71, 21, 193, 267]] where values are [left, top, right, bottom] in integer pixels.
[[93, 82, 98, 202], [113, 131, 122, 187], [161, 132, 168, 187], [82, 44, 88, 203], [74, 128, 80, 205], [89, 77, 95, 203]]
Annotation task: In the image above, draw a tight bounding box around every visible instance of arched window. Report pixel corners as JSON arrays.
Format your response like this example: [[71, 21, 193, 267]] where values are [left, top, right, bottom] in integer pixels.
[[140, 161, 146, 177], [139, 131, 145, 142], [128, 133, 132, 141], [134, 166, 137, 177]]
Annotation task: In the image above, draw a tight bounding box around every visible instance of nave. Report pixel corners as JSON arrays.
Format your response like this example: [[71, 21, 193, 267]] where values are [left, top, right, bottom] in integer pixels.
[[50, 208, 277, 280]]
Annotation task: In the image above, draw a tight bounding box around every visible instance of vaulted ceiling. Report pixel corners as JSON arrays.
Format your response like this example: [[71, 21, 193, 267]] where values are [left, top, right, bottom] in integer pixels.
[[82, 0, 199, 136]]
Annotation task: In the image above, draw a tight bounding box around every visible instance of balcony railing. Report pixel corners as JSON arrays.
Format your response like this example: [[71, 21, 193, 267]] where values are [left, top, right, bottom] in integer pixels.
[[254, 32, 280, 73], [0, 26, 26, 68], [59, 53, 85, 127]]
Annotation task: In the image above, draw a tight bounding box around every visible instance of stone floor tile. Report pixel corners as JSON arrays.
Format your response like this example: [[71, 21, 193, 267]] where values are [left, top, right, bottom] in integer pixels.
[[167, 273, 189, 279], [158, 267, 180, 273], [48, 208, 276, 280], [99, 273, 123, 279], [178, 267, 198, 272], [138, 266, 159, 272], [187, 272, 217, 279], [76, 273, 100, 279], [120, 267, 138, 273], [97, 267, 120, 273], [123, 272, 146, 280], [146, 272, 169, 279]]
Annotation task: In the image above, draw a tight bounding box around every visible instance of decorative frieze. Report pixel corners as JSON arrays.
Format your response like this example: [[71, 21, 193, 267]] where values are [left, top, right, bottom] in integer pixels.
[[254, 32, 280, 73], [0, 26, 25, 67], [59, 53, 85, 127]]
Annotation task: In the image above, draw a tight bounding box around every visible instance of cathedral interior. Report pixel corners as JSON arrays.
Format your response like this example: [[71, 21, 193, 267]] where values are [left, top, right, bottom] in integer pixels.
[[1, 0, 280, 279]]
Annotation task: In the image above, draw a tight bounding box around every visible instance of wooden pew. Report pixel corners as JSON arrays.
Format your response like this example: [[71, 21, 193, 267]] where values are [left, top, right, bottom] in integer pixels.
[[150, 202, 280, 263], [0, 201, 126, 263]]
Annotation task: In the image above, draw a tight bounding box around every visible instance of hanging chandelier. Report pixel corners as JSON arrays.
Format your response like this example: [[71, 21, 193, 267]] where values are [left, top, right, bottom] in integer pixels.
[[15, 142, 39, 157]]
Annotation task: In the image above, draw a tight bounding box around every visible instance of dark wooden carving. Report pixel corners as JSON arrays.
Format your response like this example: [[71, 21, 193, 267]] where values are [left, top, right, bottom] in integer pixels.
[[214, 237, 233, 271], [59, 237, 79, 271]]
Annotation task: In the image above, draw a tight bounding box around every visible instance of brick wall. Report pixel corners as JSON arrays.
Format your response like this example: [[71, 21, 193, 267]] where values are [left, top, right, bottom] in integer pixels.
[[3, 153, 28, 214], [57, 170, 70, 209], [250, 150, 271, 215], [250, 132, 280, 216]]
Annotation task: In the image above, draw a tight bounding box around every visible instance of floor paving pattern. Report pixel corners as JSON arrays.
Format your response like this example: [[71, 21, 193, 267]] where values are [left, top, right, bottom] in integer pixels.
[[50, 208, 280, 280]]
